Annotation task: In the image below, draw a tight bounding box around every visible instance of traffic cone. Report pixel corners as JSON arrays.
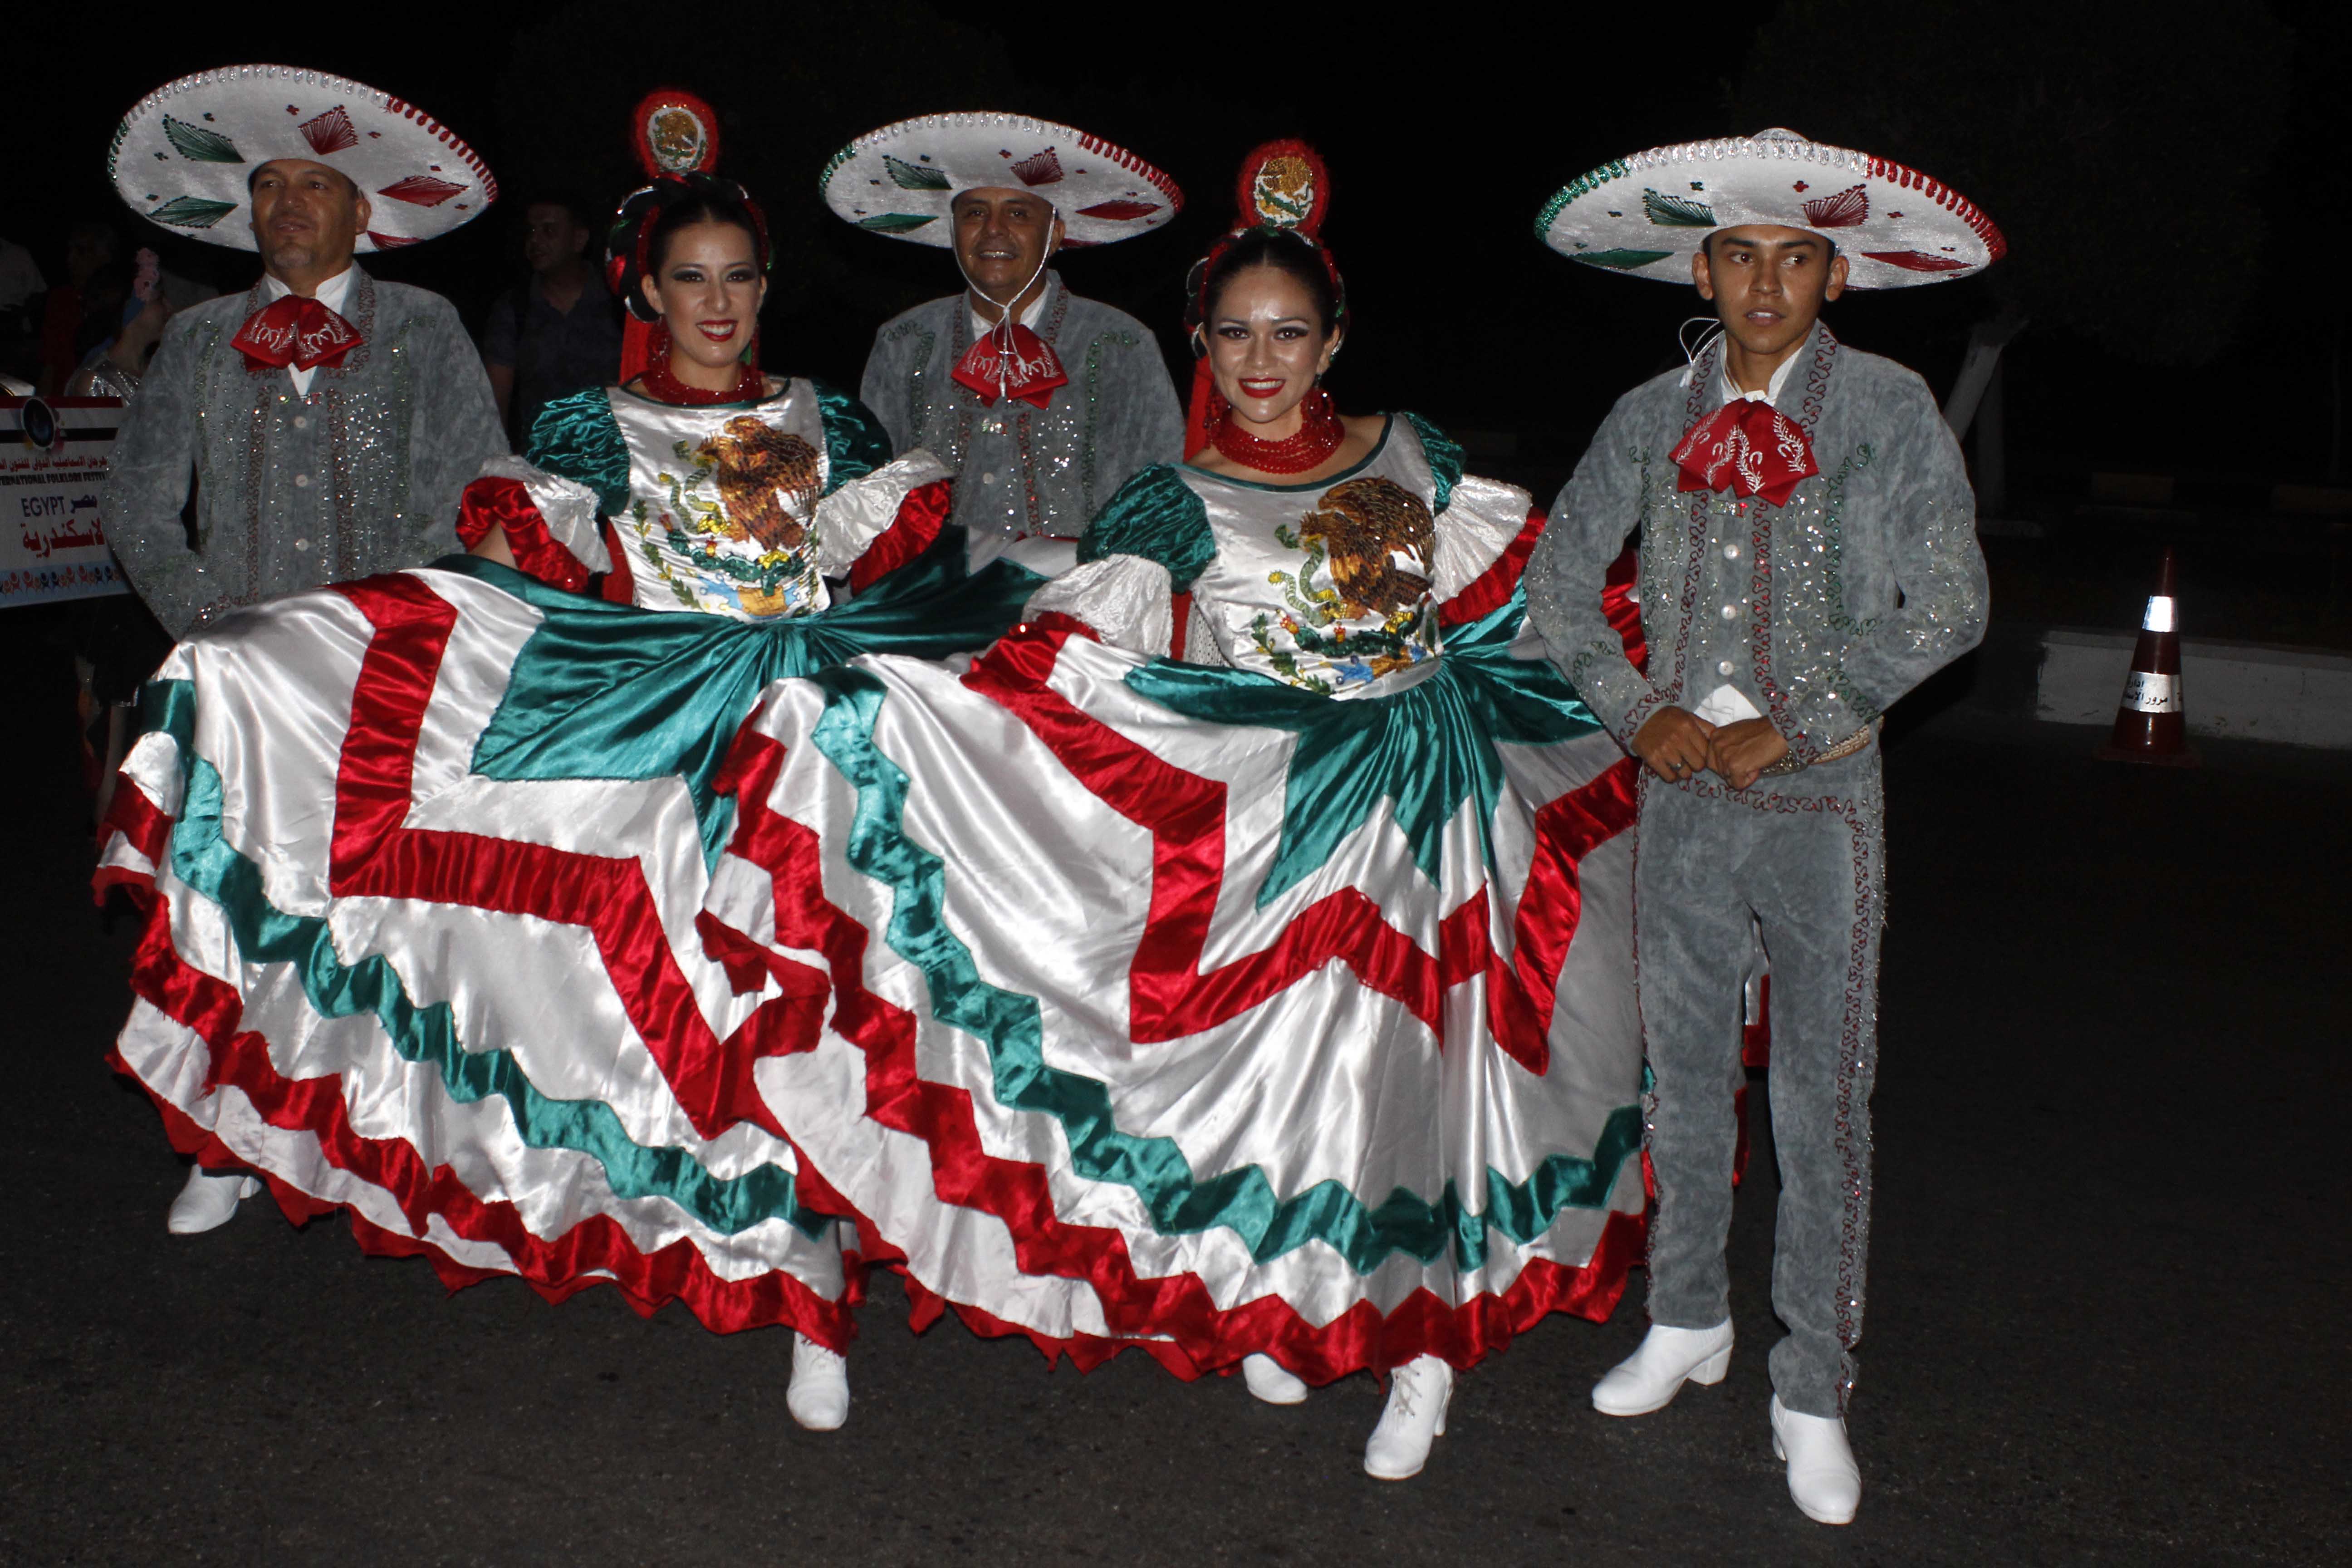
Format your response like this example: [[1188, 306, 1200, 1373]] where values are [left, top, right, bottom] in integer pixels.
[[2097, 547, 2197, 766]]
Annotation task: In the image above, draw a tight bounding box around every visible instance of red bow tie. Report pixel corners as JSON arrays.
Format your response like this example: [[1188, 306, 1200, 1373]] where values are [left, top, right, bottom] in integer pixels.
[[234, 294, 363, 373], [951, 321, 1067, 409], [1670, 397, 1818, 508]]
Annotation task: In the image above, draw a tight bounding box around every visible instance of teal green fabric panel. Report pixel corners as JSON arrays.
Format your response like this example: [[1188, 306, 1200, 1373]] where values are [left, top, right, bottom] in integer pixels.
[[1078, 464, 1216, 590], [141, 735, 828, 1239], [447, 533, 1040, 864], [810, 380, 893, 493], [1123, 587, 1600, 907], [524, 387, 631, 516], [804, 662, 1638, 1275], [1399, 411, 1463, 514]]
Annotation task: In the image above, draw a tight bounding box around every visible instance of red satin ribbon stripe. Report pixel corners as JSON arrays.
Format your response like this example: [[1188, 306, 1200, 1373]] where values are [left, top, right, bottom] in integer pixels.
[[233, 294, 363, 373], [1670, 397, 1818, 507], [454, 476, 593, 593], [847, 478, 953, 595], [952, 320, 1067, 408]]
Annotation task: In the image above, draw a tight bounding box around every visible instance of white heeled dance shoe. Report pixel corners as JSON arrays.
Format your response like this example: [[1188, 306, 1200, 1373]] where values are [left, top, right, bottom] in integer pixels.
[[1589, 1320, 1733, 1416], [786, 1333, 850, 1431], [167, 1166, 261, 1235], [1770, 1394, 1861, 1524], [1243, 1353, 1308, 1405], [1362, 1355, 1452, 1480]]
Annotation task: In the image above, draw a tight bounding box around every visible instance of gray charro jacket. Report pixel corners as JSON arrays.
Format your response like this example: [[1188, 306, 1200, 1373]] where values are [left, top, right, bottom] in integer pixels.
[[857, 271, 1182, 540], [106, 268, 505, 637], [1525, 325, 1987, 795]]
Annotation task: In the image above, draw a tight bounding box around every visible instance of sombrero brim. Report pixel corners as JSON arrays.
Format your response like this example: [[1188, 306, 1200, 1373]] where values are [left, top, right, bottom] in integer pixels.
[[1537, 131, 2003, 289], [110, 64, 495, 253], [821, 112, 1180, 249]]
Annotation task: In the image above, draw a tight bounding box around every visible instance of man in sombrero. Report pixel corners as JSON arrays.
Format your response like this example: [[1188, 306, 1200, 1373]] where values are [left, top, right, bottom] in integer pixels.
[[1524, 129, 1997, 1525], [100, 66, 506, 1233], [104, 66, 504, 650], [829, 113, 1184, 546]]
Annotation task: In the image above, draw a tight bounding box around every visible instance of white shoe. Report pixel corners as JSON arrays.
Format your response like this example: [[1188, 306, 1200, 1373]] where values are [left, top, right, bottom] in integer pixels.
[[1362, 1355, 1452, 1480], [786, 1333, 849, 1431], [167, 1166, 261, 1235], [1770, 1395, 1861, 1524], [1589, 1320, 1733, 1416], [1242, 1353, 1308, 1405]]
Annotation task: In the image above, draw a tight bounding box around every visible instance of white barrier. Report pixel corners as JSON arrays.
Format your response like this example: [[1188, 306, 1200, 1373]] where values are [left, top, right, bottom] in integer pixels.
[[2037, 629, 2352, 750]]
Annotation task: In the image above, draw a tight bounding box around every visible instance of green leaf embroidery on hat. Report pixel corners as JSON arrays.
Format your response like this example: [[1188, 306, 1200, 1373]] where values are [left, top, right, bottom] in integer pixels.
[[1642, 189, 1716, 226], [884, 155, 951, 191], [162, 115, 244, 164], [856, 212, 939, 233], [147, 195, 240, 229], [1573, 248, 1675, 270]]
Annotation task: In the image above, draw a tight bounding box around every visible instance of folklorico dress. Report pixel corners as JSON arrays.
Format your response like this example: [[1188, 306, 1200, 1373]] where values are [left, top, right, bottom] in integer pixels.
[[696, 413, 1650, 1379], [98, 374, 1045, 1348]]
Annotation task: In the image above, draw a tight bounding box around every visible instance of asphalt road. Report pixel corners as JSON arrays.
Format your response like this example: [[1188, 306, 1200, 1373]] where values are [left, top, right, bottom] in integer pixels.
[[2, 670, 2344, 1567]]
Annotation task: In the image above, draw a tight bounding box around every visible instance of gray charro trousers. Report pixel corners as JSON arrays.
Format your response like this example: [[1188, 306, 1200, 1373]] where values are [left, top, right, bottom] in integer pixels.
[[1635, 757, 1886, 1418]]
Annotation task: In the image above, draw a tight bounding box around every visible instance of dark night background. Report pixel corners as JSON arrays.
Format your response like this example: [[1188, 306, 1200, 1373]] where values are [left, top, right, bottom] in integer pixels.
[[11, 0, 2348, 599], [4, 8, 2348, 1562]]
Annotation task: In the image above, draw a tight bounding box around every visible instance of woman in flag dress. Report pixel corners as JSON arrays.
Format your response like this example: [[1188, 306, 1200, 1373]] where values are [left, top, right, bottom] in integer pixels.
[[699, 142, 1650, 1479], [98, 93, 1047, 1432]]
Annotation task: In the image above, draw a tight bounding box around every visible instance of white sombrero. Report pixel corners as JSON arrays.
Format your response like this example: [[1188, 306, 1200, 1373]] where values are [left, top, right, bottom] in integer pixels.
[[1537, 128, 2003, 289], [109, 64, 496, 253], [820, 112, 1181, 248]]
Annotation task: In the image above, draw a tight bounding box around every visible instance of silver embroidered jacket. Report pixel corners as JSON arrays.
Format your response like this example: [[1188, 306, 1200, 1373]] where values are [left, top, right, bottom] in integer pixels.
[[1525, 326, 1987, 794], [106, 269, 506, 637], [857, 271, 1182, 540]]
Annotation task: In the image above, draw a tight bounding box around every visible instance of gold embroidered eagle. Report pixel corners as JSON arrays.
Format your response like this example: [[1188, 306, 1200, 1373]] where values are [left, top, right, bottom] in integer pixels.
[[696, 416, 821, 552], [1298, 476, 1434, 617]]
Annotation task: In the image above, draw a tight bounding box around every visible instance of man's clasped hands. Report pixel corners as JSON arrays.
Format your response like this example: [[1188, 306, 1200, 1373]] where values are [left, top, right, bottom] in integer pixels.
[[1629, 708, 1793, 792]]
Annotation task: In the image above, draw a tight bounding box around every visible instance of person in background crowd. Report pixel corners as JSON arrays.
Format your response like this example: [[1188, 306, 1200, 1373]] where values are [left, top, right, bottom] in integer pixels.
[[831, 112, 1185, 545], [35, 222, 127, 395], [1525, 128, 1999, 1527], [0, 231, 48, 382], [480, 190, 623, 445], [103, 65, 505, 654]]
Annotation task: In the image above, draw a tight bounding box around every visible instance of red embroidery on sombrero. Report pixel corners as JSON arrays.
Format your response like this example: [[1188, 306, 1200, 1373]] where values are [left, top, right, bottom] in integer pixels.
[[951, 322, 1067, 408], [1670, 397, 1817, 507], [232, 294, 363, 372]]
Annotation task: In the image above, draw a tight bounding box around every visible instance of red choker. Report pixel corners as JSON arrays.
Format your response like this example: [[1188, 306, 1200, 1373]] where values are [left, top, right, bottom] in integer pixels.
[[1211, 387, 1345, 474], [639, 322, 766, 405]]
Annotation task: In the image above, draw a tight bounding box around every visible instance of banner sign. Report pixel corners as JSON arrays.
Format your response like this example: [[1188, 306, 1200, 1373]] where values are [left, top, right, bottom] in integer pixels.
[[1, 395, 129, 606]]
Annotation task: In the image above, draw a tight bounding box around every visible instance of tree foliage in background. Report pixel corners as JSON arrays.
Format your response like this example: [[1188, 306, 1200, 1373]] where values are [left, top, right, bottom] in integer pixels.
[[1734, 0, 2291, 365], [493, 0, 1016, 318]]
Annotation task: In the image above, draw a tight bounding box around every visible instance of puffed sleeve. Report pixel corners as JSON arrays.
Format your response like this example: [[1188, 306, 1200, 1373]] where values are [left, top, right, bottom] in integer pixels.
[[453, 455, 611, 591], [1397, 412, 1546, 619], [523, 387, 631, 516], [1030, 462, 1215, 657], [807, 380, 957, 589]]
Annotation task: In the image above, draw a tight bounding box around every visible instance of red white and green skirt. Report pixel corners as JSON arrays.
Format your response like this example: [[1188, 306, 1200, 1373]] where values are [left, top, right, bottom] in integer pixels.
[[698, 582, 1648, 1381], [98, 540, 1039, 1348]]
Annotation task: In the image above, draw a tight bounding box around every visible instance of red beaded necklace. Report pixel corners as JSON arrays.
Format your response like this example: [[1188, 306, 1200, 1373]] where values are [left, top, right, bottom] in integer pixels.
[[637, 321, 765, 405], [1211, 387, 1345, 474]]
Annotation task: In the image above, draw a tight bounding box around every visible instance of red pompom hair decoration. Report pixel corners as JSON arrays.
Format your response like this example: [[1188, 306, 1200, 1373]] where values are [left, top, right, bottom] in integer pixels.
[[1232, 137, 1330, 239], [629, 88, 723, 179]]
